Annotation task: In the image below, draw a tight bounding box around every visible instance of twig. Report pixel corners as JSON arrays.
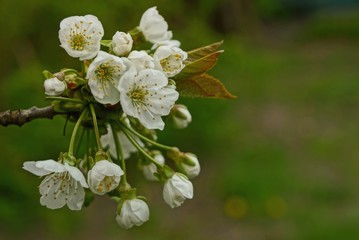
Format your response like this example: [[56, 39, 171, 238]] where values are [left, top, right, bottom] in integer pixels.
[[0, 106, 60, 127]]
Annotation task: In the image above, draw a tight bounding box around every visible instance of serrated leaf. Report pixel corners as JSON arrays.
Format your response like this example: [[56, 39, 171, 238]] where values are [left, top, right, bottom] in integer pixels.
[[174, 50, 223, 80], [176, 73, 236, 99], [186, 40, 224, 63]]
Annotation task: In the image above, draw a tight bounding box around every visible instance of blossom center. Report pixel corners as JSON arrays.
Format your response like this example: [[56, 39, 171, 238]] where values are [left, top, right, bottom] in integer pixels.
[[70, 34, 87, 51], [128, 86, 148, 107], [96, 176, 116, 193], [160, 54, 182, 73], [41, 171, 78, 201], [95, 61, 121, 94]]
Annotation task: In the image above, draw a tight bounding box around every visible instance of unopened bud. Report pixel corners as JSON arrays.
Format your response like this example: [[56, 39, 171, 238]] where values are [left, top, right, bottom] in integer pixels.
[[169, 104, 192, 129], [180, 153, 200, 179], [44, 77, 66, 96], [141, 151, 165, 181]]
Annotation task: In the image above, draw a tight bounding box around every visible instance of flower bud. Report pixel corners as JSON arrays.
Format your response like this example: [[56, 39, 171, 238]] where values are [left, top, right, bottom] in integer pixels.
[[180, 153, 200, 179], [169, 104, 192, 129], [112, 31, 133, 56], [44, 77, 66, 96], [163, 173, 193, 208], [116, 198, 150, 229], [141, 151, 165, 181], [87, 160, 124, 195]]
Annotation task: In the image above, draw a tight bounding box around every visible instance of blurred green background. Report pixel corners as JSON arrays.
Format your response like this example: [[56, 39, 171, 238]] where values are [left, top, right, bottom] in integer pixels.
[[1, 0, 359, 239]]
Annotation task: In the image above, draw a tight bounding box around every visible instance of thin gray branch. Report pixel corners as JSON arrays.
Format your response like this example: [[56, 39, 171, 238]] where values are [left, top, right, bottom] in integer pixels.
[[0, 106, 60, 127]]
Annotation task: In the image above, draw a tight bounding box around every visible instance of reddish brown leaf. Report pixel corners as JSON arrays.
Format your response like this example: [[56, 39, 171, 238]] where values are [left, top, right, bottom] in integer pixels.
[[176, 73, 237, 99]]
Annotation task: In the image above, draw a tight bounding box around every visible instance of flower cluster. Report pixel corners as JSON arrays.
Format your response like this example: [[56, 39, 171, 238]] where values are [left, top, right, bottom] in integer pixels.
[[23, 6, 232, 229]]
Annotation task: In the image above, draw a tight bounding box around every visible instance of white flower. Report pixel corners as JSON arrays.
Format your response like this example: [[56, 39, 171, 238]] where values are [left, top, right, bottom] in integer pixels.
[[142, 152, 165, 181], [119, 69, 179, 130], [87, 160, 124, 195], [116, 198, 150, 229], [23, 160, 88, 210], [44, 77, 66, 96], [59, 15, 104, 60], [170, 104, 192, 129], [163, 173, 193, 208], [100, 124, 143, 160], [128, 50, 155, 71], [87, 51, 127, 105], [112, 31, 133, 56], [181, 153, 200, 179], [154, 46, 187, 77], [139, 7, 172, 45], [152, 39, 181, 50]]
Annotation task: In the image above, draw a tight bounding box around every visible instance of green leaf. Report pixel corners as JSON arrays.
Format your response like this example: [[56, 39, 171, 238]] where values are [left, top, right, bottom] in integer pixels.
[[174, 50, 224, 80], [186, 40, 224, 63], [42, 70, 53, 79], [176, 73, 236, 99], [100, 40, 112, 47]]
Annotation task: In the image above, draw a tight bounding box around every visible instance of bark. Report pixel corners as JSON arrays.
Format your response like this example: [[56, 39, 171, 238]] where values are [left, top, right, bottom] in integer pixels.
[[0, 106, 59, 127]]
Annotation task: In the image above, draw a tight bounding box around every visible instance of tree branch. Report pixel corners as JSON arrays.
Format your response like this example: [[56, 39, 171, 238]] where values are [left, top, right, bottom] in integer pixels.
[[0, 106, 60, 127]]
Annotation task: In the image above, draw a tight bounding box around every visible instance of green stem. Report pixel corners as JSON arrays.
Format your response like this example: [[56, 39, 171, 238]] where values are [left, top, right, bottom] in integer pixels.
[[111, 122, 127, 184], [45, 96, 84, 103], [75, 125, 85, 156], [118, 121, 175, 151], [120, 125, 162, 168], [89, 104, 102, 150], [68, 108, 88, 155]]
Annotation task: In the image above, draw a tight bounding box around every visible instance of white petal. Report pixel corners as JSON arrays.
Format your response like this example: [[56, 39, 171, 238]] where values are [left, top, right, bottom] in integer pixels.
[[117, 199, 149, 229], [93, 82, 122, 105], [137, 110, 164, 130], [136, 69, 168, 89], [23, 161, 51, 176], [65, 163, 88, 188], [92, 160, 124, 176], [67, 181, 85, 210], [147, 88, 179, 115], [142, 164, 158, 181], [172, 174, 193, 199], [39, 176, 67, 209], [139, 7, 172, 44], [35, 160, 66, 173], [129, 199, 150, 223], [118, 69, 137, 93], [154, 46, 172, 60]]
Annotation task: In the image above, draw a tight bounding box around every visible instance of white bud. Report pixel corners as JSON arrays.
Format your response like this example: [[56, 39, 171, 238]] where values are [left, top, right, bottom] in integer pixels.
[[163, 173, 193, 208], [170, 104, 192, 129], [181, 153, 200, 179], [142, 152, 165, 181], [87, 160, 124, 195], [44, 77, 66, 96], [112, 31, 133, 56], [116, 198, 150, 229]]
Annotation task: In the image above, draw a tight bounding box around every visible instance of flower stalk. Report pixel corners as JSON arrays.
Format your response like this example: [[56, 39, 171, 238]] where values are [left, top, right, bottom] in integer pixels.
[[89, 104, 102, 151], [68, 108, 88, 155]]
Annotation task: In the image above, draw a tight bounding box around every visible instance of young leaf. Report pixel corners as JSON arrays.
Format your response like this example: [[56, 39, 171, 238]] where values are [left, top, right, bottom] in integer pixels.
[[174, 50, 224, 80], [100, 40, 112, 47], [42, 70, 54, 79], [186, 40, 224, 63], [175, 73, 236, 99]]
